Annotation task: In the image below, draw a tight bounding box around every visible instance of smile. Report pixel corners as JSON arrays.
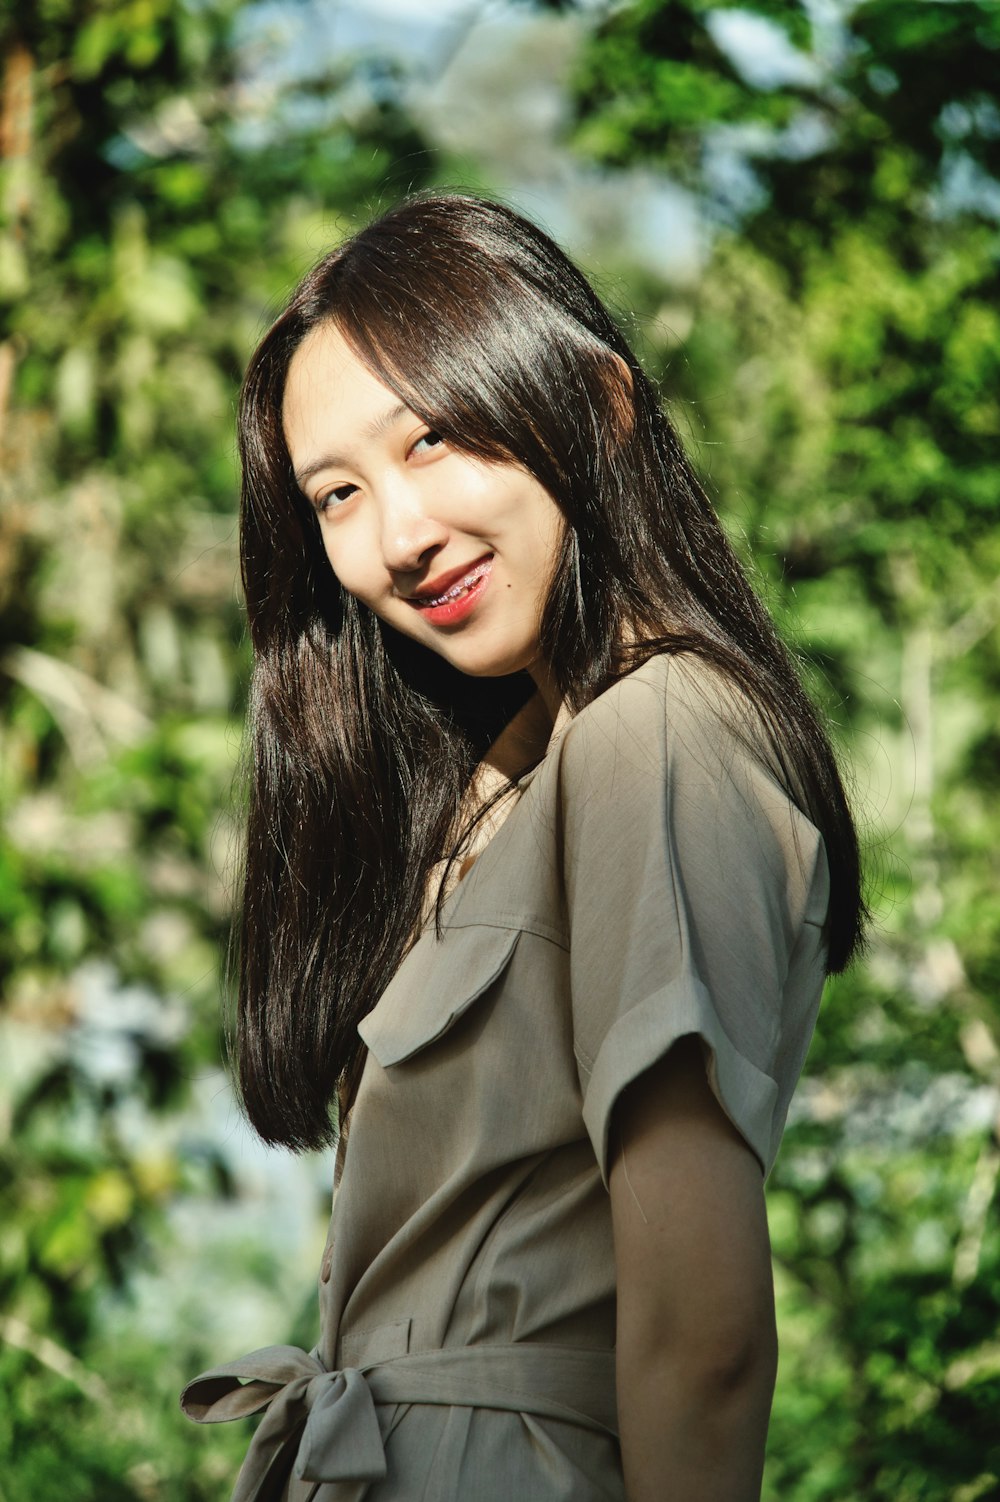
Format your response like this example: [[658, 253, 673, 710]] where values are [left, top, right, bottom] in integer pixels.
[[405, 555, 494, 626]]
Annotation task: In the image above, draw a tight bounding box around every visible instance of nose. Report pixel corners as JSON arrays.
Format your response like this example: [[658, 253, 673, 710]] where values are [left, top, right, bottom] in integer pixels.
[[378, 483, 449, 576]]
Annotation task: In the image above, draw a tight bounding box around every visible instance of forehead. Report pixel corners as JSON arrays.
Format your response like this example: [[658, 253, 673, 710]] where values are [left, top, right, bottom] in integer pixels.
[[282, 321, 401, 452]]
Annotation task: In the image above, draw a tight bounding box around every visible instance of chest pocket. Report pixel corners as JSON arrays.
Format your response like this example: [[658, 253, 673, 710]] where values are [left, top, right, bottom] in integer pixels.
[[358, 923, 522, 1067]]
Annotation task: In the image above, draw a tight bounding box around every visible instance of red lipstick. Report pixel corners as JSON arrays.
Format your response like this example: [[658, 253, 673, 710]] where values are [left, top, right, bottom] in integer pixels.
[[405, 555, 493, 626]]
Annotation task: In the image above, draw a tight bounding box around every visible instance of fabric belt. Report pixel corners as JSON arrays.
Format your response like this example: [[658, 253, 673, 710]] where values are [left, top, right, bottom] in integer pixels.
[[181, 1341, 618, 1502]]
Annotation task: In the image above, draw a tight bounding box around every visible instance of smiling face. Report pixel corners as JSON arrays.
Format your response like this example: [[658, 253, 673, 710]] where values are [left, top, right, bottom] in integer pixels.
[[282, 321, 566, 689]]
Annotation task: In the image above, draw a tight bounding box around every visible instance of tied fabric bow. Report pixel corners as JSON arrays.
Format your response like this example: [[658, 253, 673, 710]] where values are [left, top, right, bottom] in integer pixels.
[[181, 1345, 388, 1502], [182, 1338, 619, 1502]]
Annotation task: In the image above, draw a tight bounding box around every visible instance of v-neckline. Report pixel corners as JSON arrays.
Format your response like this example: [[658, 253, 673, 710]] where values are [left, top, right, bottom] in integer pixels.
[[422, 692, 572, 914]]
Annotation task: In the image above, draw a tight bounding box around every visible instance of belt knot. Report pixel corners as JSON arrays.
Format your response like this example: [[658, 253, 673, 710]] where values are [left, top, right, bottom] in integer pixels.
[[181, 1344, 387, 1500], [182, 1338, 618, 1501]]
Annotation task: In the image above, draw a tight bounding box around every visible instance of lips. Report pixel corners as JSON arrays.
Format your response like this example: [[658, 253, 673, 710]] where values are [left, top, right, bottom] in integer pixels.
[[406, 554, 493, 608], [402, 554, 494, 627]]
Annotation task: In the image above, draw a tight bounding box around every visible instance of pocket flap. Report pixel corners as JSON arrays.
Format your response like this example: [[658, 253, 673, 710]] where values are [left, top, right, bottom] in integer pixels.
[[358, 924, 521, 1067]]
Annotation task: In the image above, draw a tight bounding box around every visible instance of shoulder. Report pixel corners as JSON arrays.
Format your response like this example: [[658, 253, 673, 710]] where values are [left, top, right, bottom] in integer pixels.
[[551, 651, 824, 897], [555, 651, 770, 791], [553, 656, 830, 1178]]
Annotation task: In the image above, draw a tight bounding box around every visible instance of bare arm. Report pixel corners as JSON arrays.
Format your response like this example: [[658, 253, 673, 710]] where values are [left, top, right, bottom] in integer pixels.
[[610, 1035, 778, 1502]]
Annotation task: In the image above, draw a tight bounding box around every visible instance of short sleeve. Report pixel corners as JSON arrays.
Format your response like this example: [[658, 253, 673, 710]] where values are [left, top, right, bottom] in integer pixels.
[[558, 654, 830, 1183]]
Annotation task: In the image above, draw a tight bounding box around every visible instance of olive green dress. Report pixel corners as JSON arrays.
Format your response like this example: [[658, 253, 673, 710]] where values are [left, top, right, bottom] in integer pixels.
[[182, 653, 830, 1501]]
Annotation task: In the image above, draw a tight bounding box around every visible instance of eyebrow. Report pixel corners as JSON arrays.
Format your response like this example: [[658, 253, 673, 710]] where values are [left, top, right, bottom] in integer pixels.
[[293, 402, 410, 489]]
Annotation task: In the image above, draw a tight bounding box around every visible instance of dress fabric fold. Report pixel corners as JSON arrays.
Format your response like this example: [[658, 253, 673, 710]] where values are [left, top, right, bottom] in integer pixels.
[[182, 654, 831, 1501], [182, 1342, 618, 1502]]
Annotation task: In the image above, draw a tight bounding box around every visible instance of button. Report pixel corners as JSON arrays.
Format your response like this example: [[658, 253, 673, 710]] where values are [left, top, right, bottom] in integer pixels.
[[320, 1246, 333, 1283]]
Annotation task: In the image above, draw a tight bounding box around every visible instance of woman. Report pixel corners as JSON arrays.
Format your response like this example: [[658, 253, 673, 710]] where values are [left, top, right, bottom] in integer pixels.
[[182, 193, 866, 1501]]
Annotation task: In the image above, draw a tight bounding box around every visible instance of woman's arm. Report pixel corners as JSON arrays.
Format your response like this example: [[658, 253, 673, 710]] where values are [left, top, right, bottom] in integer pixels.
[[610, 1035, 778, 1502]]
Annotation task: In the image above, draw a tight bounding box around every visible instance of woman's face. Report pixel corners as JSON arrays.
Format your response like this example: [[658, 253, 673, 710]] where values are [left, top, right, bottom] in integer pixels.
[[282, 321, 566, 686]]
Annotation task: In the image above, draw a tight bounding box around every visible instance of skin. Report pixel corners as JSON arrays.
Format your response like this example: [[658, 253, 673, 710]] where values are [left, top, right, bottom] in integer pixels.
[[283, 321, 777, 1498], [610, 1037, 778, 1501], [283, 320, 566, 722]]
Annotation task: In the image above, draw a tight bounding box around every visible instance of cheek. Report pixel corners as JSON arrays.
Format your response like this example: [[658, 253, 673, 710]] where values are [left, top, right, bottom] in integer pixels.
[[528, 498, 566, 574], [320, 523, 379, 607]]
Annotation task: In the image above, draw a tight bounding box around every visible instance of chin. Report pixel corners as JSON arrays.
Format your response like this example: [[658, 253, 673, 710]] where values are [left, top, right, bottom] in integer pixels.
[[437, 646, 536, 680], [445, 660, 529, 682]]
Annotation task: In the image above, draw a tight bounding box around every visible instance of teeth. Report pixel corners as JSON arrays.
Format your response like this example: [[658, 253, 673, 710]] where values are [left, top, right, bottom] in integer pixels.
[[425, 561, 488, 606]]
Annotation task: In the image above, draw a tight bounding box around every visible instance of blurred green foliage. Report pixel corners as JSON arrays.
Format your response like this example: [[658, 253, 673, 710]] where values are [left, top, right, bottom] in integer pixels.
[[0, 0, 438, 1493], [567, 1, 1000, 1495], [1, 0, 998, 1497]]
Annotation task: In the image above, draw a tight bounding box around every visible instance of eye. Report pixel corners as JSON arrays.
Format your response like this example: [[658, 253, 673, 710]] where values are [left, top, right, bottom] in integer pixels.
[[316, 482, 358, 513], [411, 429, 445, 457]]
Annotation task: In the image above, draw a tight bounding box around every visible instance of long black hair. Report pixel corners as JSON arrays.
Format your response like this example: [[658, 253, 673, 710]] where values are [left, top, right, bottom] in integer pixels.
[[235, 192, 866, 1150]]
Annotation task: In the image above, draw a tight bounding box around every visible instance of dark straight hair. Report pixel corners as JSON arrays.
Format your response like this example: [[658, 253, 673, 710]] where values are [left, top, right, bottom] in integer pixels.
[[235, 192, 867, 1151]]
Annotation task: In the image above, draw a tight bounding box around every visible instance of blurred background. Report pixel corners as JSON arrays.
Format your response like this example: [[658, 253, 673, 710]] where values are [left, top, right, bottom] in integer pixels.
[[1, 0, 998, 1496]]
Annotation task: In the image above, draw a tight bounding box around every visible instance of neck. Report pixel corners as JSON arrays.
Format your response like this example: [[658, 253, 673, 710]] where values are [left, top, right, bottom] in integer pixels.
[[480, 690, 559, 784], [449, 675, 568, 894], [527, 656, 563, 725]]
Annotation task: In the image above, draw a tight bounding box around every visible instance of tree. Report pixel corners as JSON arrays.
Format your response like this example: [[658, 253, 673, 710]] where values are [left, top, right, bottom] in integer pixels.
[[0, 1, 437, 1492], [567, 3, 1000, 1496]]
